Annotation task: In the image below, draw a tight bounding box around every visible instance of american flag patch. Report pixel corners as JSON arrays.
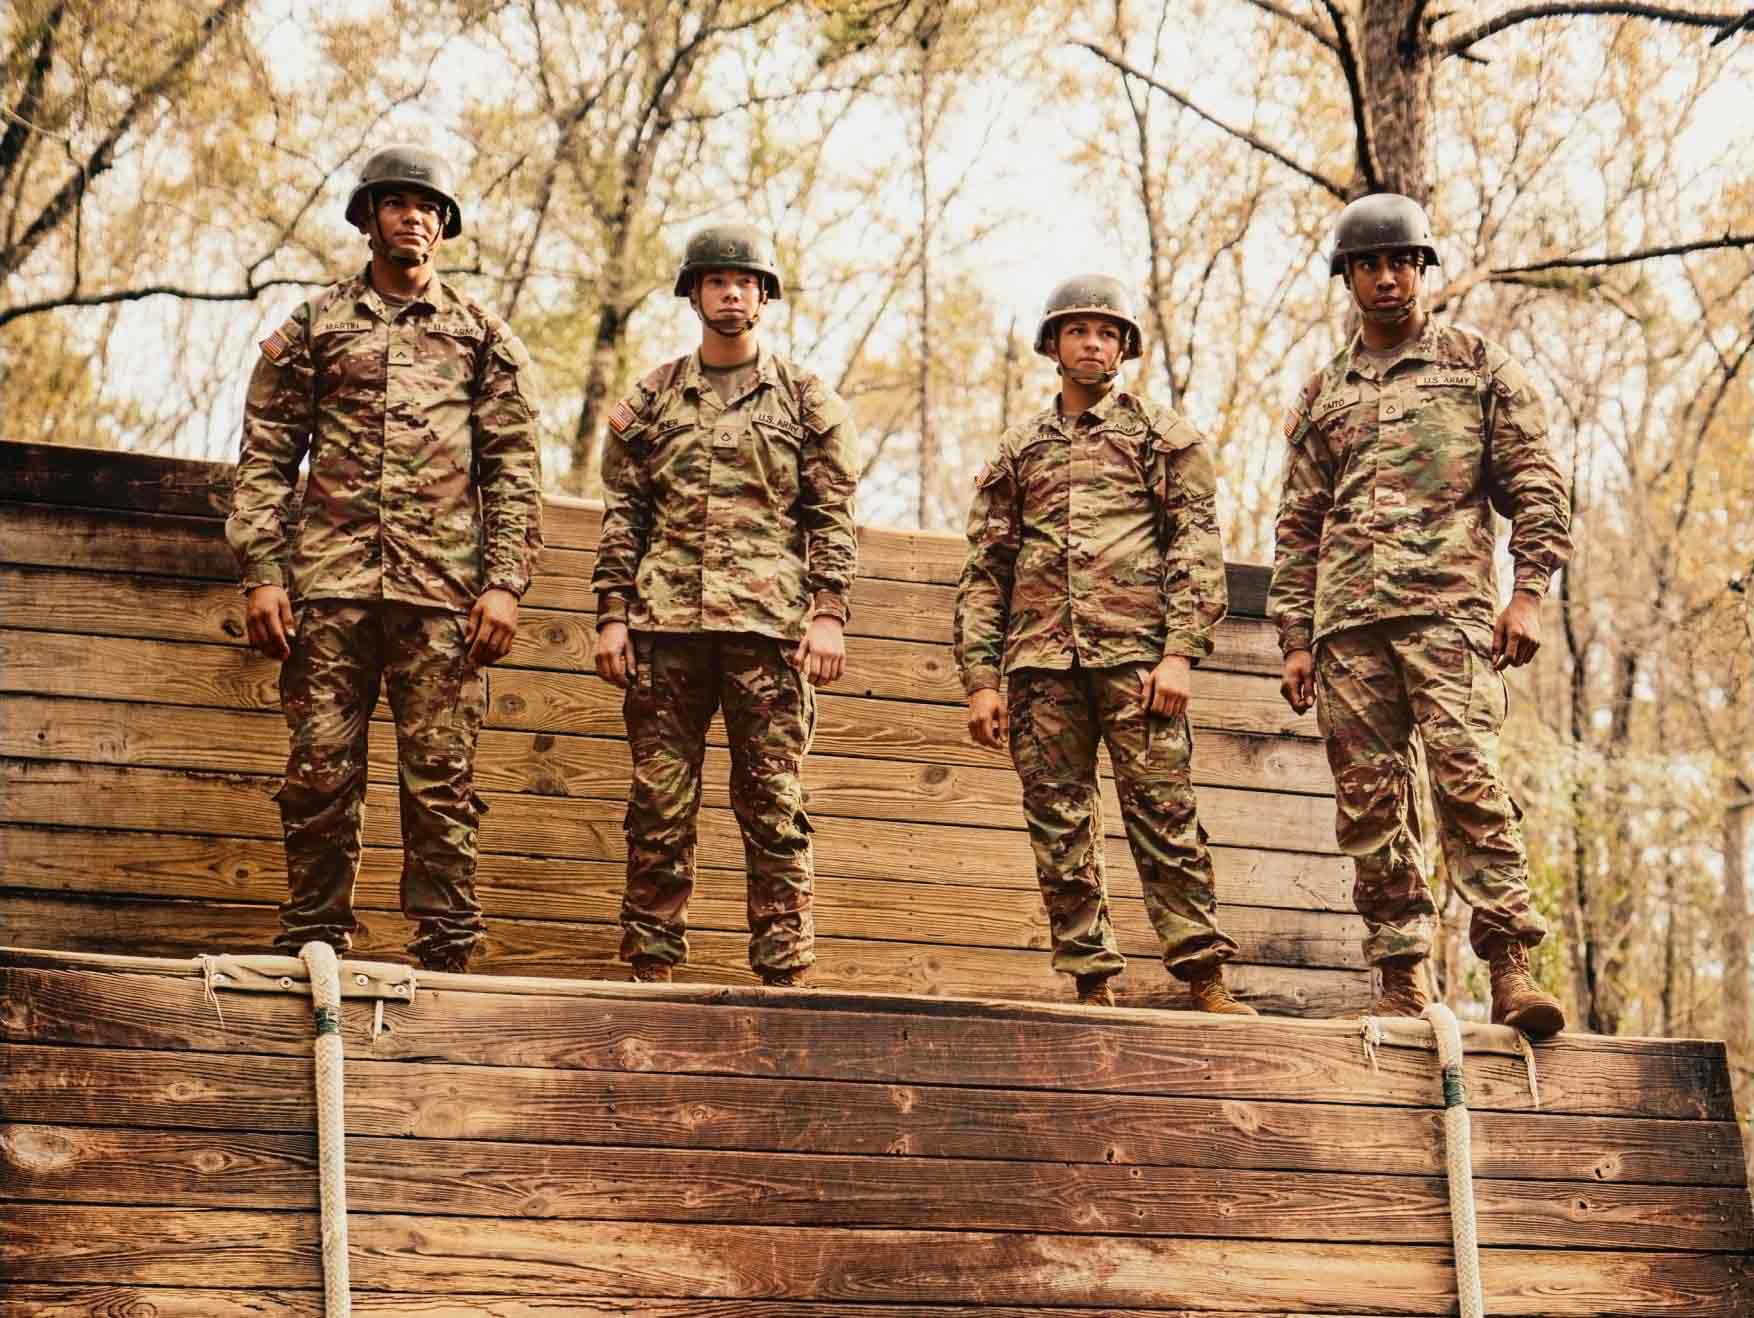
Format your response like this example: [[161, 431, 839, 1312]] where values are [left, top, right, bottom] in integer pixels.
[[1282, 408, 1302, 439], [259, 328, 293, 363], [608, 398, 637, 433]]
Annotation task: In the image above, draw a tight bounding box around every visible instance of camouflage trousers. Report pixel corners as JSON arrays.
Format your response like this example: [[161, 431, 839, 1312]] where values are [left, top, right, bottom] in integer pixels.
[[1314, 617, 1548, 965], [1007, 664, 1239, 981], [274, 600, 487, 964], [620, 631, 816, 974]]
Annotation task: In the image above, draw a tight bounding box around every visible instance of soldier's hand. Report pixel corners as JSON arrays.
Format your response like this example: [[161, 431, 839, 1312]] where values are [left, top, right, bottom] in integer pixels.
[[1280, 649, 1315, 714], [792, 615, 846, 686], [595, 621, 636, 688], [466, 588, 520, 666], [1141, 655, 1193, 719], [967, 688, 1007, 750], [1492, 591, 1542, 670], [244, 584, 296, 662]]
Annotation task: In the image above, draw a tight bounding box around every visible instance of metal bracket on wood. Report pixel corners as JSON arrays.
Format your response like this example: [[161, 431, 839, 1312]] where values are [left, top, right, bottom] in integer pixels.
[[198, 952, 417, 1004]]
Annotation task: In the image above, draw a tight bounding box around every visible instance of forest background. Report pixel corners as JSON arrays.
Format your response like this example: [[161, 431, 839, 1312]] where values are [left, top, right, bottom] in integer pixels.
[[3, 0, 1752, 1146]]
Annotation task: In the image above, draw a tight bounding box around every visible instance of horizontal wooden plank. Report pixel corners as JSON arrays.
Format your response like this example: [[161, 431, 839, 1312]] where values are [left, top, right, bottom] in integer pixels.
[[0, 761, 1342, 896], [8, 1043, 1742, 1186], [0, 563, 1290, 682], [0, 822, 1362, 967], [8, 1123, 1744, 1250], [0, 963, 1735, 1120], [0, 443, 1277, 609], [0, 819, 1355, 918], [3, 1206, 1748, 1311], [0, 893, 1364, 1015]]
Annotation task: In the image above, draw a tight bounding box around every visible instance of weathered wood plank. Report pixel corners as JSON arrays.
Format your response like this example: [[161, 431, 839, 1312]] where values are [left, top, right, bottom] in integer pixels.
[[0, 964, 1734, 1119], [8, 1043, 1742, 1185], [8, 1122, 1744, 1250], [0, 691, 1334, 804], [0, 820, 1355, 916], [3, 1206, 1748, 1312], [0, 893, 1365, 1014], [0, 563, 1290, 682], [0, 824, 1363, 965], [0, 762, 1343, 892]]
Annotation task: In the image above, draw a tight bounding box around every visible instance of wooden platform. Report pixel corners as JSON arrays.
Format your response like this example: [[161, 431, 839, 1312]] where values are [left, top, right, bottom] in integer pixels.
[[1, 440, 1361, 1014], [2, 946, 1750, 1315]]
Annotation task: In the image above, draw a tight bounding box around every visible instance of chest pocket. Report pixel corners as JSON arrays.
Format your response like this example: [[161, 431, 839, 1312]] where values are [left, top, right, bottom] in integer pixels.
[[1308, 385, 1368, 463], [311, 320, 377, 394], [746, 408, 804, 501]]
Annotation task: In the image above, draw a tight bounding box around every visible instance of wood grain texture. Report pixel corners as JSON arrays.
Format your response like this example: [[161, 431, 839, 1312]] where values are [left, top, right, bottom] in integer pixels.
[[8, 1122, 1746, 1250], [0, 893, 1365, 1015], [0, 964, 1734, 1119], [3, 1206, 1748, 1312], [7, 1043, 1743, 1185]]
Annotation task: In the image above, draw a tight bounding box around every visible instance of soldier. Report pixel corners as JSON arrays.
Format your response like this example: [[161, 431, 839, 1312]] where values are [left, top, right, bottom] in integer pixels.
[[592, 223, 858, 988], [226, 144, 543, 973], [1269, 193, 1570, 1037], [955, 274, 1255, 1014]]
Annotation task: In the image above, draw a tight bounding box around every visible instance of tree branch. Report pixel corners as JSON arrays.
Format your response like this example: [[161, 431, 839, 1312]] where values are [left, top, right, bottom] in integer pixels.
[[0, 2, 65, 191], [1238, 0, 1338, 51], [1071, 42, 1348, 199], [1318, 0, 1382, 193], [1493, 232, 1754, 273], [1442, 4, 1738, 57], [1710, 9, 1754, 44], [0, 0, 251, 282]]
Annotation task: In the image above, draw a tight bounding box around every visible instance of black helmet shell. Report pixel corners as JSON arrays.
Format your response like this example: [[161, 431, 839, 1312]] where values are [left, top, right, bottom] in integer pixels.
[[1033, 274, 1143, 361], [1329, 193, 1439, 276], [674, 223, 784, 300], [345, 145, 463, 239]]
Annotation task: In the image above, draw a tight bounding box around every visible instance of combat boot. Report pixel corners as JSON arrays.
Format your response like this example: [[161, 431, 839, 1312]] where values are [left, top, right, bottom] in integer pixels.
[[1486, 938, 1566, 1039], [630, 956, 673, 984], [1186, 968, 1258, 1016], [1369, 958, 1429, 1018], [760, 967, 808, 988], [417, 946, 475, 974], [1075, 972, 1116, 1008]]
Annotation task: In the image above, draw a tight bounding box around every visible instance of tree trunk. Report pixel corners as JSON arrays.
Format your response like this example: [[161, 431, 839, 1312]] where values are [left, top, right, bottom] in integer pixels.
[[1726, 786, 1751, 1151], [1356, 0, 1434, 201], [915, 30, 936, 530]]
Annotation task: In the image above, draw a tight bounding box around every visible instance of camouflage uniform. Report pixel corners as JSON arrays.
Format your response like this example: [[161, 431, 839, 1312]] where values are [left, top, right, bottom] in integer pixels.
[[593, 348, 858, 974], [1268, 319, 1570, 964], [226, 269, 544, 962], [955, 388, 1239, 980]]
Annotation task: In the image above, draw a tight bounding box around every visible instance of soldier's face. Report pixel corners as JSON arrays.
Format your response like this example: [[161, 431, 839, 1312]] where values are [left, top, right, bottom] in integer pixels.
[[1053, 316, 1125, 371], [1346, 250, 1422, 318], [374, 190, 445, 259], [693, 270, 764, 337]]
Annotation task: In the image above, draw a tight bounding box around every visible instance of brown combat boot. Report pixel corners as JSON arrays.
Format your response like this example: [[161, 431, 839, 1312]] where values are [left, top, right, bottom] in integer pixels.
[[416, 945, 476, 974], [630, 956, 673, 984], [760, 967, 808, 988], [1370, 958, 1430, 1018], [1487, 938, 1566, 1039], [1075, 972, 1116, 1008], [1186, 968, 1258, 1016]]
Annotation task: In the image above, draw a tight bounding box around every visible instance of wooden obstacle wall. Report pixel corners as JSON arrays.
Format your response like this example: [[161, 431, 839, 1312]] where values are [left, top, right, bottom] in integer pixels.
[[1, 948, 1750, 1314], [0, 439, 1363, 1013]]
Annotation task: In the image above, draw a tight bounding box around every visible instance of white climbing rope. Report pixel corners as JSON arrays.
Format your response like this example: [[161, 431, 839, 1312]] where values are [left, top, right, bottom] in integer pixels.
[[1423, 1001, 1485, 1318], [300, 940, 353, 1317]]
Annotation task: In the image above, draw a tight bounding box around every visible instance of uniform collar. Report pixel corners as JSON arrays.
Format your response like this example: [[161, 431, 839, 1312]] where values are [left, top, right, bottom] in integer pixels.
[[1343, 317, 1452, 381], [682, 344, 775, 398], [1053, 385, 1132, 431], [351, 265, 447, 321]]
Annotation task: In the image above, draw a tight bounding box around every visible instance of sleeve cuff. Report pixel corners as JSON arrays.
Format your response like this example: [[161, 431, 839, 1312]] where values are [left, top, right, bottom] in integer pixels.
[[962, 665, 1002, 696], [240, 562, 287, 592], [810, 589, 851, 623], [596, 591, 630, 626], [1277, 624, 1314, 658], [1161, 630, 1213, 662], [1512, 568, 1551, 598], [484, 577, 528, 600]]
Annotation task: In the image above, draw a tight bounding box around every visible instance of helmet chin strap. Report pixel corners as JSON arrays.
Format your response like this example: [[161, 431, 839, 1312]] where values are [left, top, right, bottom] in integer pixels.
[[692, 286, 765, 337], [1058, 362, 1119, 387], [367, 196, 440, 270]]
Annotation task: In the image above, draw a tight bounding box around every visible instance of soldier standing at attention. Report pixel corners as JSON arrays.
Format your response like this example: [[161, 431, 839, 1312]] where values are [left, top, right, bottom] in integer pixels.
[[955, 275, 1254, 1014], [591, 223, 858, 988], [1269, 194, 1570, 1037], [227, 145, 544, 973]]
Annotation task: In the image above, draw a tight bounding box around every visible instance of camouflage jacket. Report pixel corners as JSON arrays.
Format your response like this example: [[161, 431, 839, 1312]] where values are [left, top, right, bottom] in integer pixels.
[[1268, 320, 1571, 657], [591, 347, 859, 642], [225, 270, 544, 613], [954, 389, 1228, 696]]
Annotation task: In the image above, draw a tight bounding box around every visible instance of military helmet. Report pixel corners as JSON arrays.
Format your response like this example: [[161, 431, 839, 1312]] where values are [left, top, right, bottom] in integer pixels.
[[1033, 274, 1143, 361], [345, 145, 463, 239], [1328, 193, 1438, 276], [673, 223, 784, 299]]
